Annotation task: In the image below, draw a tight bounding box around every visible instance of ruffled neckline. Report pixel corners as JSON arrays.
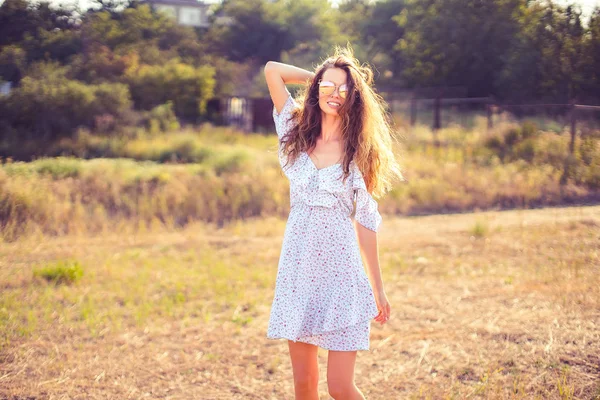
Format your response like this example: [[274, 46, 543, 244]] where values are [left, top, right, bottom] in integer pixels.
[[303, 151, 342, 172]]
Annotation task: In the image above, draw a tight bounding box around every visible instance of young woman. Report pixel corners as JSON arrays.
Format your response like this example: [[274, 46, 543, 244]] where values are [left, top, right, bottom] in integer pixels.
[[265, 47, 404, 400]]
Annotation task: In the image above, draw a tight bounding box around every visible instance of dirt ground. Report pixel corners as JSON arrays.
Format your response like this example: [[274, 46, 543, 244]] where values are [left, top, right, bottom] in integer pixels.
[[1, 205, 599, 399]]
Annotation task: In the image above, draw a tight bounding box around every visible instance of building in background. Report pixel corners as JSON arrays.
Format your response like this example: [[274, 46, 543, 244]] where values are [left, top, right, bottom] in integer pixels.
[[147, 0, 210, 28], [0, 81, 12, 96]]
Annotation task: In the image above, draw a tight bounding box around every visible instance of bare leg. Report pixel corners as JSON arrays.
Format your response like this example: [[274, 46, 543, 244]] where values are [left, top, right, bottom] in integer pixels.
[[288, 340, 320, 400], [327, 350, 365, 400]]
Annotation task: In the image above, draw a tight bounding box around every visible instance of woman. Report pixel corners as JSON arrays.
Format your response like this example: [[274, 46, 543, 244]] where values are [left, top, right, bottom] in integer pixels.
[[265, 46, 404, 400]]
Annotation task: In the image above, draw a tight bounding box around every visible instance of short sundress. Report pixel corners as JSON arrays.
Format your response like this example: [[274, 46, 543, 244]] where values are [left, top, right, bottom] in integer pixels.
[[266, 94, 382, 351]]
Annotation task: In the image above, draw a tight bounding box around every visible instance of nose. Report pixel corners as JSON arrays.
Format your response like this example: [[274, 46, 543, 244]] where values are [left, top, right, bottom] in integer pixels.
[[330, 88, 342, 98]]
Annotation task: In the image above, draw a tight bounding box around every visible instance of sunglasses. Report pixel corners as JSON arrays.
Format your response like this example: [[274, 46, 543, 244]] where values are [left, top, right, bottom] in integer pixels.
[[318, 80, 348, 99]]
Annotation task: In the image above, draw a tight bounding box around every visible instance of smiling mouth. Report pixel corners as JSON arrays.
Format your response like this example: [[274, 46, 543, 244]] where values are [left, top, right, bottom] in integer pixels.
[[327, 101, 341, 108]]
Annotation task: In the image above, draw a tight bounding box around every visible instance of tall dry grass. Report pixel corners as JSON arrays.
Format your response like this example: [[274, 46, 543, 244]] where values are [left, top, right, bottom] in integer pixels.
[[1, 116, 599, 242]]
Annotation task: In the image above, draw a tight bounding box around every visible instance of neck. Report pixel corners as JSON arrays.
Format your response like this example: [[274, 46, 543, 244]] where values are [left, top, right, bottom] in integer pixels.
[[320, 112, 343, 142]]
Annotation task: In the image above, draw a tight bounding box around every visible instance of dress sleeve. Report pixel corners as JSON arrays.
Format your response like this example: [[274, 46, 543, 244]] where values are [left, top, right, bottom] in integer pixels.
[[273, 94, 297, 142], [352, 164, 382, 233]]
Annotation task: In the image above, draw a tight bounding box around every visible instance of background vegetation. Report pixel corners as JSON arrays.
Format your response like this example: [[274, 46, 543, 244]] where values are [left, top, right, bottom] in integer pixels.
[[1, 0, 599, 150], [1, 115, 599, 242]]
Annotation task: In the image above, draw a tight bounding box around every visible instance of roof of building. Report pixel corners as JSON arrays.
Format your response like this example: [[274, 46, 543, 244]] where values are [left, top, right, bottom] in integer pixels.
[[147, 0, 209, 8]]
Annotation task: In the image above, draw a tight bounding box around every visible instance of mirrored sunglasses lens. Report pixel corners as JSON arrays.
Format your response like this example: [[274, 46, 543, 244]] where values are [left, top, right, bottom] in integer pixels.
[[339, 85, 348, 98], [319, 86, 334, 95]]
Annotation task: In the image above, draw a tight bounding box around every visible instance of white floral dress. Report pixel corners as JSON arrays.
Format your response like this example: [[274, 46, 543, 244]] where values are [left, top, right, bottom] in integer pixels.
[[266, 95, 382, 351]]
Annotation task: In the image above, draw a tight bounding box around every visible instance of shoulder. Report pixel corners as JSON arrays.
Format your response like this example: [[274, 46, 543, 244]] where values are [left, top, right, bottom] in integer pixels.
[[273, 95, 299, 118]]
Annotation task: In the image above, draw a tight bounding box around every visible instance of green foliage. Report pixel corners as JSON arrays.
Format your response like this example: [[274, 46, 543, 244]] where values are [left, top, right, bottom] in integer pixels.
[[125, 59, 215, 120], [0, 45, 26, 82], [496, 2, 589, 102], [70, 43, 139, 84], [485, 122, 540, 163], [521, 120, 538, 140], [23, 23, 82, 63], [580, 136, 598, 166], [33, 260, 84, 284], [583, 9, 600, 98], [33, 157, 82, 179], [211, 149, 252, 175], [395, 0, 521, 96], [0, 0, 75, 47], [1, 0, 600, 144], [349, 0, 407, 78], [584, 161, 600, 189], [470, 120, 599, 189], [512, 138, 536, 163], [144, 102, 180, 134], [1, 70, 132, 140], [82, 4, 174, 51], [208, 0, 341, 66], [470, 218, 489, 238]]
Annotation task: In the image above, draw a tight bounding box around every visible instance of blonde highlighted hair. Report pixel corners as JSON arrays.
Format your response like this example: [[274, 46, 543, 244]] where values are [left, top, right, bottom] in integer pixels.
[[280, 45, 405, 198]]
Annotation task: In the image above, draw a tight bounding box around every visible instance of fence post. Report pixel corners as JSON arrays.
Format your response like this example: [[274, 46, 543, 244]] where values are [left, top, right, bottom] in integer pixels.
[[410, 90, 417, 128], [569, 99, 576, 154], [433, 89, 442, 146], [486, 96, 493, 132]]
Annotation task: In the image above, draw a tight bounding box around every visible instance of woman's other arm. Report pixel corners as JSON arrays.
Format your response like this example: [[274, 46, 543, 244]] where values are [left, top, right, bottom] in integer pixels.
[[264, 61, 315, 114], [354, 220, 390, 325]]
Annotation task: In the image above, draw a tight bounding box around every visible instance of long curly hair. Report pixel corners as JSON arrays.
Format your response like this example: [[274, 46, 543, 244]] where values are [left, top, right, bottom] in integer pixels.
[[280, 46, 405, 198]]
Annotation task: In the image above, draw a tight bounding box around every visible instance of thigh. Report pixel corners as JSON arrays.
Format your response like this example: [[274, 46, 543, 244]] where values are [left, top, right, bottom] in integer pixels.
[[287, 340, 319, 383], [327, 349, 358, 386]]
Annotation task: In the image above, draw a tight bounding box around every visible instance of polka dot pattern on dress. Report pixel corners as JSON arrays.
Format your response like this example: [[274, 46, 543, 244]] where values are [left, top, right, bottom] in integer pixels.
[[266, 94, 382, 351]]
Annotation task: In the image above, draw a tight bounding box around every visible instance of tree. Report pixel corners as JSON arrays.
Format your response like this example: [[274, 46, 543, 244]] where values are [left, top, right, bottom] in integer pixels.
[[395, 0, 523, 97], [0, 0, 75, 47], [337, 0, 408, 85], [206, 0, 341, 66], [496, 1, 588, 102], [580, 6, 600, 102], [124, 59, 216, 120]]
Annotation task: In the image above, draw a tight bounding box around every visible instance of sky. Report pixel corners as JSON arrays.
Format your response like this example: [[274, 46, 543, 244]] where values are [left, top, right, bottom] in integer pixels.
[[5, 0, 599, 21]]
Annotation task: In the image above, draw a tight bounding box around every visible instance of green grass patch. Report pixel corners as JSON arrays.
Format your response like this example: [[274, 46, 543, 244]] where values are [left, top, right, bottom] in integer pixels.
[[33, 259, 84, 284]]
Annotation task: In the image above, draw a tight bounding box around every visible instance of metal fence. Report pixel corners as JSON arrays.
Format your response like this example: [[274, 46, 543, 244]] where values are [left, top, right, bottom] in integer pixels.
[[383, 92, 600, 154], [214, 95, 600, 157]]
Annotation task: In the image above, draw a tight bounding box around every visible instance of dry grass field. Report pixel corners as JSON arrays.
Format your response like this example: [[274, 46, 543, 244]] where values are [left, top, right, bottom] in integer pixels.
[[1, 204, 598, 399]]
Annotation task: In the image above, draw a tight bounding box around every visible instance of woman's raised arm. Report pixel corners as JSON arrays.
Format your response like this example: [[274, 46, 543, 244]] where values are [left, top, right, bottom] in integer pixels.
[[264, 61, 315, 114]]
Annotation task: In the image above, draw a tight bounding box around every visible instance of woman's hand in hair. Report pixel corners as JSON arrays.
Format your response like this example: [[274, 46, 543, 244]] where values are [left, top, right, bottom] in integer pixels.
[[264, 61, 314, 114]]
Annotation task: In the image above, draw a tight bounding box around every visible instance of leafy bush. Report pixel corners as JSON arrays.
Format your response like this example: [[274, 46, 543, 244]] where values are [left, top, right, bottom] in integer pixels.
[[521, 120, 538, 139], [0, 44, 26, 82], [531, 132, 569, 169], [580, 136, 598, 166], [124, 58, 216, 121], [585, 162, 600, 189], [143, 101, 180, 134], [513, 138, 535, 162], [504, 127, 521, 147], [1, 74, 132, 140]]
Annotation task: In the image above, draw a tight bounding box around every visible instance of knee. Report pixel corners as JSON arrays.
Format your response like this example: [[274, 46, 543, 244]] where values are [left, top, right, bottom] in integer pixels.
[[327, 381, 355, 399], [294, 373, 319, 394]]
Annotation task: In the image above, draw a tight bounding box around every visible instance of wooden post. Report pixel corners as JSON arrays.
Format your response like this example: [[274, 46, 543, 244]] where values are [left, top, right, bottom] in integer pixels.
[[433, 89, 442, 146], [569, 99, 576, 154], [433, 94, 441, 131], [410, 91, 417, 127], [486, 96, 493, 132]]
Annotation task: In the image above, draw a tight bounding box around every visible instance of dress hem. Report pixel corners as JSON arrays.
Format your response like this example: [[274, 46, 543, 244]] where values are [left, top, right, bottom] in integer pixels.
[[266, 313, 378, 352]]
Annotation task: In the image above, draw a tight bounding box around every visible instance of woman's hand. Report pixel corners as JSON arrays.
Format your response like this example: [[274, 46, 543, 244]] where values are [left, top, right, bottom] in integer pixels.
[[265, 61, 315, 113], [373, 288, 390, 326]]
